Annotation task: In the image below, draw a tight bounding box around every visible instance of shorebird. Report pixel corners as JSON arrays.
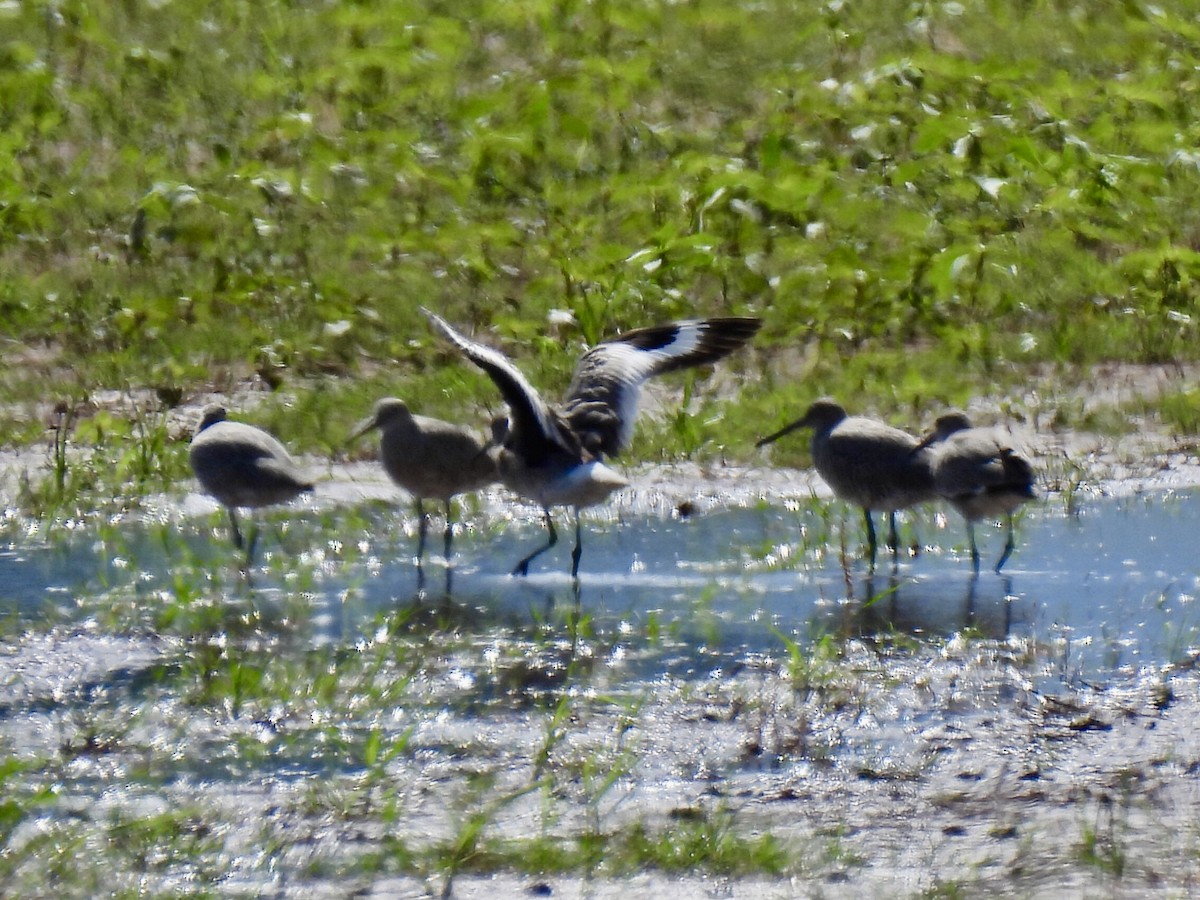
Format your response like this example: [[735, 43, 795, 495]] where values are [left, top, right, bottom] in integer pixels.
[[756, 398, 937, 569], [188, 405, 313, 561], [349, 398, 498, 566], [422, 308, 763, 577], [916, 411, 1036, 574]]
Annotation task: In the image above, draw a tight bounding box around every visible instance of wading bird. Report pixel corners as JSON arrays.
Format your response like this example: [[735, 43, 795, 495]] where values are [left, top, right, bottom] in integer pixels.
[[188, 405, 313, 563], [915, 411, 1036, 574], [350, 397, 498, 567], [756, 398, 936, 569], [422, 308, 762, 578]]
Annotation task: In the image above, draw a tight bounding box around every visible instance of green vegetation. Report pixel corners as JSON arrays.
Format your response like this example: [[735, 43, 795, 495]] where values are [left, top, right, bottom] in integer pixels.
[[4, 0, 1200, 513], [476, 809, 793, 876]]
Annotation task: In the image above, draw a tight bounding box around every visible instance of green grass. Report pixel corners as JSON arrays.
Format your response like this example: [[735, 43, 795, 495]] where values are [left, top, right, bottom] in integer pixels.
[[1156, 386, 1200, 435], [5, 0, 1200, 514], [461, 808, 797, 878]]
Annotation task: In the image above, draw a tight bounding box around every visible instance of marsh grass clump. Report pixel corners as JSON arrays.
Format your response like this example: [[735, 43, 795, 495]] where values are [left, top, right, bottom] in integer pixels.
[[1075, 814, 1129, 879], [14, 400, 191, 522], [1155, 387, 1200, 436], [0, 757, 55, 847], [612, 809, 792, 876], [0, 805, 228, 896], [419, 807, 797, 883]]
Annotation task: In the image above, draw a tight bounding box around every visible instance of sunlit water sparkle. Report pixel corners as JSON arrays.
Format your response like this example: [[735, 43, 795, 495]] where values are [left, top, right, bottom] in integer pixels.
[[1, 490, 1198, 685]]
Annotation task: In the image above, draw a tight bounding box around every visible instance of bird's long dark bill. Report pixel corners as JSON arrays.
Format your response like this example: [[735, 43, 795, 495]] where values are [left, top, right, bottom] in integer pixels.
[[346, 415, 378, 445], [911, 431, 938, 452], [755, 416, 810, 448]]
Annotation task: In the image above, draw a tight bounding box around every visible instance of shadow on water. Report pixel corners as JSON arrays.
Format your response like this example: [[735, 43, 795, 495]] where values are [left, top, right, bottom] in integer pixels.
[[4, 490, 1200, 684]]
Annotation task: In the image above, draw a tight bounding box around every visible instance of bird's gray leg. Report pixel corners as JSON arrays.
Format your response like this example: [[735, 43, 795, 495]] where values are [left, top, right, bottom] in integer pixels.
[[414, 498, 428, 568], [570, 508, 583, 580], [227, 508, 244, 550], [994, 514, 1016, 574], [513, 509, 557, 577], [245, 521, 261, 570], [443, 499, 455, 563], [965, 570, 979, 626], [969, 521, 981, 575], [887, 511, 902, 571], [863, 509, 878, 571]]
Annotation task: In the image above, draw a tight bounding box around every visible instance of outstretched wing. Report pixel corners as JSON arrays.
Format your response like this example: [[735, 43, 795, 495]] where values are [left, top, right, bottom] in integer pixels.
[[562, 316, 762, 457], [421, 308, 577, 462]]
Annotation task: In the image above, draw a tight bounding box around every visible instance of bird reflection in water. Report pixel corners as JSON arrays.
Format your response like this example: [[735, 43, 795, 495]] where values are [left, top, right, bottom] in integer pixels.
[[840, 571, 1016, 641]]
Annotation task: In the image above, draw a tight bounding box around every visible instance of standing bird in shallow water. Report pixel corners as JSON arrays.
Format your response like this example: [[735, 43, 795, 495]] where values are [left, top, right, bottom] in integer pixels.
[[350, 398, 498, 567], [915, 411, 1036, 574], [422, 308, 763, 578], [188, 405, 313, 563], [756, 399, 937, 570]]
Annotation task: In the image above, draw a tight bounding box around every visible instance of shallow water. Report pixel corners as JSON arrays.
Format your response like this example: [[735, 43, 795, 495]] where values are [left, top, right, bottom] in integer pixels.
[[3, 488, 1198, 683], [4, 486, 1200, 896]]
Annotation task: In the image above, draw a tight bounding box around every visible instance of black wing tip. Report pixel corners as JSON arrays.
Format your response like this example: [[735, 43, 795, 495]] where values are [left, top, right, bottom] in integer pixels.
[[607, 315, 763, 357], [678, 316, 763, 365], [698, 316, 764, 351], [706, 315, 764, 335]]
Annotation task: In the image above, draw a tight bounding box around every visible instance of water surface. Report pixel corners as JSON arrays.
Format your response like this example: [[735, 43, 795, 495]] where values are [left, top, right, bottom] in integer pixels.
[[3, 488, 1198, 684]]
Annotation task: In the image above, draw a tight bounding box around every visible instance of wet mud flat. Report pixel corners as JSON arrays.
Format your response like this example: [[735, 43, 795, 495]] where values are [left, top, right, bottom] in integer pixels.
[[2, 459, 1200, 896], [1, 607, 1198, 898]]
